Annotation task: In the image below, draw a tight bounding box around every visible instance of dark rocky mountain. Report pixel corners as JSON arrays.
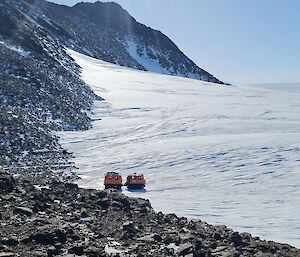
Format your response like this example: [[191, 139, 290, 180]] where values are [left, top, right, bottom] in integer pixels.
[[20, 0, 223, 83]]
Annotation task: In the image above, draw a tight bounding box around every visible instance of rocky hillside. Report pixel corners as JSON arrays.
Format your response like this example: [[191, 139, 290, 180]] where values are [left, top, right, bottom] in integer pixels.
[[0, 0, 102, 169], [1, 171, 300, 257], [16, 0, 223, 83]]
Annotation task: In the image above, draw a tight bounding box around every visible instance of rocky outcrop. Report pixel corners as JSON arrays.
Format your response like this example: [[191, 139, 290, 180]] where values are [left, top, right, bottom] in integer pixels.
[[0, 0, 102, 168], [0, 172, 299, 257]]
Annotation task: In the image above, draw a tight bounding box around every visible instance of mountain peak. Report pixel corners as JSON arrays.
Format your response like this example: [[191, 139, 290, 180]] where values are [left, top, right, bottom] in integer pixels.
[[74, 1, 123, 9], [72, 1, 136, 30], [9, 0, 223, 83]]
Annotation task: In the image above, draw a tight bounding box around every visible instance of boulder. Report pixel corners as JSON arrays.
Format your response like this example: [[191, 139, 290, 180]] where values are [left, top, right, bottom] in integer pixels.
[[230, 232, 243, 246], [122, 221, 136, 239], [14, 207, 33, 216], [97, 198, 110, 209], [68, 245, 85, 255], [152, 233, 162, 242], [0, 238, 19, 247], [85, 246, 106, 257], [178, 244, 193, 256], [30, 229, 67, 245], [47, 246, 60, 257], [0, 173, 15, 193]]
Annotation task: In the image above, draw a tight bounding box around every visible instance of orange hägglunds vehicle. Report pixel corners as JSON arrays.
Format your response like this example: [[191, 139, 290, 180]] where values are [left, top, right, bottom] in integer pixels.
[[104, 172, 122, 190], [125, 173, 146, 189]]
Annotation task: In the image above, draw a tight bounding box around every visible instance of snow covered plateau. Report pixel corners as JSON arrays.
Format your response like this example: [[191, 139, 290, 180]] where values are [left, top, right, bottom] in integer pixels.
[[59, 50, 300, 248]]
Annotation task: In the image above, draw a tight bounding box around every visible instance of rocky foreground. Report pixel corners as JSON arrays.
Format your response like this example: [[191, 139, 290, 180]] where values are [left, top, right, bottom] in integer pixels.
[[0, 172, 299, 257]]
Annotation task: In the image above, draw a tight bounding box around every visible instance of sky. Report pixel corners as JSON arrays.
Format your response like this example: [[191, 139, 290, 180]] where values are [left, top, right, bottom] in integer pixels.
[[49, 0, 300, 84]]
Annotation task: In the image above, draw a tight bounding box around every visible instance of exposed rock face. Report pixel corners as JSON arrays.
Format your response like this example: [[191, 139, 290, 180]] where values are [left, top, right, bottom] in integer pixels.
[[0, 0, 102, 168], [0, 172, 15, 193], [52, 1, 223, 83], [0, 172, 299, 257], [10, 0, 223, 83]]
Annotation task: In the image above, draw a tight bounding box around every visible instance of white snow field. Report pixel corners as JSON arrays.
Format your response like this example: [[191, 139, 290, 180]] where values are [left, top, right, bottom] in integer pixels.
[[59, 50, 300, 247]]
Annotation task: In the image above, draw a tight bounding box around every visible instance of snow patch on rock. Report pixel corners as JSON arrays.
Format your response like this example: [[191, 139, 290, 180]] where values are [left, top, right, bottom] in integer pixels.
[[0, 41, 30, 57], [126, 39, 170, 75]]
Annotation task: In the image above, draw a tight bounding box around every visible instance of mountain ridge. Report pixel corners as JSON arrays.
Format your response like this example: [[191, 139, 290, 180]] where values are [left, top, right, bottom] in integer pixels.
[[22, 0, 223, 83]]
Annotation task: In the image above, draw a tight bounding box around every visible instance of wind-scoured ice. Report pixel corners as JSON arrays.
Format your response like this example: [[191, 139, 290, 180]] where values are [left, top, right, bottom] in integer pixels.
[[59, 50, 300, 247]]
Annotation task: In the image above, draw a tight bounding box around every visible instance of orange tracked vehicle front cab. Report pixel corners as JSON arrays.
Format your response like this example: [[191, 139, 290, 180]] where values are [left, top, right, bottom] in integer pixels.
[[104, 172, 122, 190], [125, 173, 146, 189]]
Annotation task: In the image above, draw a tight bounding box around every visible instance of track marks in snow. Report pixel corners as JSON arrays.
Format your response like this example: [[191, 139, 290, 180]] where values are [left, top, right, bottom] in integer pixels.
[[59, 50, 300, 247]]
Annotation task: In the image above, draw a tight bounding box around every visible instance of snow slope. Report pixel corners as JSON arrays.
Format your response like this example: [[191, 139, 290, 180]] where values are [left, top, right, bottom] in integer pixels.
[[59, 50, 300, 248], [126, 40, 170, 75]]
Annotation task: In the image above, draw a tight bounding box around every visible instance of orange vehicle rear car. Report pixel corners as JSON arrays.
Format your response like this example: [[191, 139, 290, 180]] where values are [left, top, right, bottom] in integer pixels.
[[104, 172, 123, 190], [125, 173, 146, 189]]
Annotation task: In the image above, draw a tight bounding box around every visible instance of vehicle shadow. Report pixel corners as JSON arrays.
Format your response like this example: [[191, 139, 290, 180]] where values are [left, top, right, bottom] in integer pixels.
[[126, 188, 147, 193]]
